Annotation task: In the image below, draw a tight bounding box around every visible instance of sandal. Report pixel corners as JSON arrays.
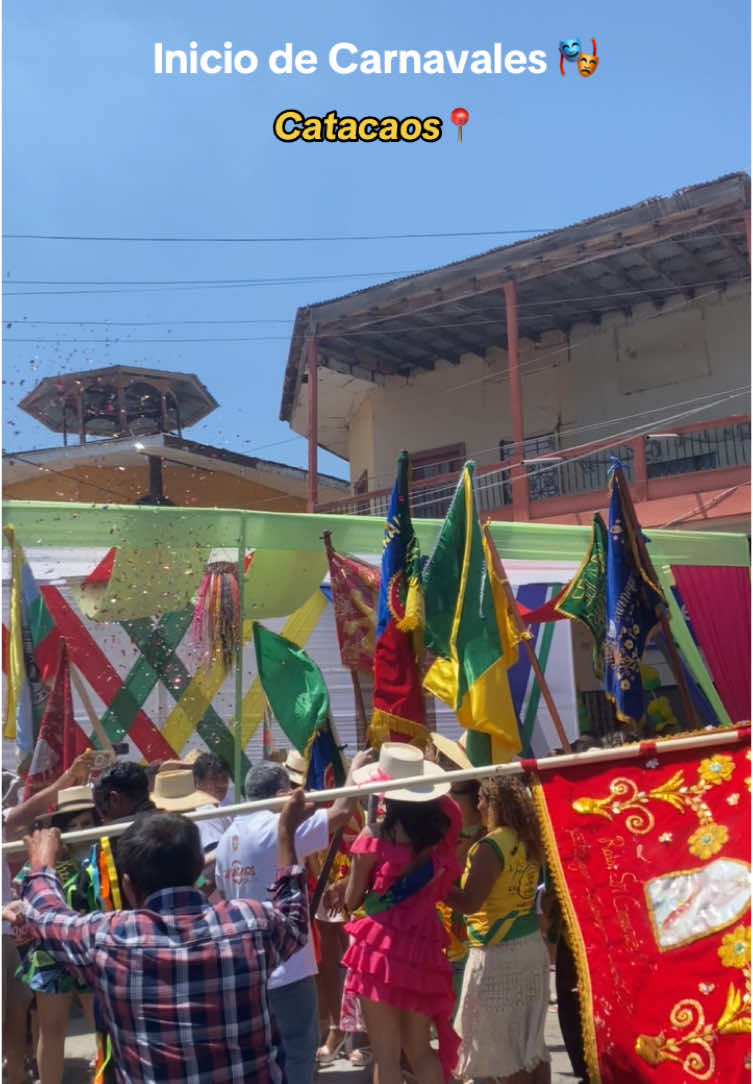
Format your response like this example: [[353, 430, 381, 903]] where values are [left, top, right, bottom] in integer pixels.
[[349, 1046, 373, 1068], [316, 1030, 346, 1066]]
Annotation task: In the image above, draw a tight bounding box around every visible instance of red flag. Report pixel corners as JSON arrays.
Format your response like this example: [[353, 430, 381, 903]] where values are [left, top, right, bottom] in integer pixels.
[[369, 454, 427, 747], [532, 730, 751, 1083], [23, 643, 87, 800], [325, 547, 380, 672]]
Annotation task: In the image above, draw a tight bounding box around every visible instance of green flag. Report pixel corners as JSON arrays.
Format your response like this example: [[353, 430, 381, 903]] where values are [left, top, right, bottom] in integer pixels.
[[555, 513, 608, 677], [423, 462, 520, 763], [252, 622, 329, 754]]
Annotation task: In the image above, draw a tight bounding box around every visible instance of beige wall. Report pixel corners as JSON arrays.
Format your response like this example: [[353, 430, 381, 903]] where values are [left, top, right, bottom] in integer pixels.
[[346, 283, 750, 487]]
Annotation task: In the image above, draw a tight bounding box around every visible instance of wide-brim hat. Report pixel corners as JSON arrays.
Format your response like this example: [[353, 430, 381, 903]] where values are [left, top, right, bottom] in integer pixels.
[[352, 742, 450, 802], [283, 749, 307, 786], [152, 770, 218, 812], [158, 748, 204, 773], [430, 732, 473, 772], [55, 785, 96, 815]]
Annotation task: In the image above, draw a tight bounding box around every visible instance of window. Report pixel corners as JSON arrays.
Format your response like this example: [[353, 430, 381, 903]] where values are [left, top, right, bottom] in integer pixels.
[[410, 442, 466, 482]]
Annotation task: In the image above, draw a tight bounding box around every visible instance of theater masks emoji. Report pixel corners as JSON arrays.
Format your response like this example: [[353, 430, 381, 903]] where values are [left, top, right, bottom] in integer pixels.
[[559, 38, 581, 75], [577, 40, 599, 78]]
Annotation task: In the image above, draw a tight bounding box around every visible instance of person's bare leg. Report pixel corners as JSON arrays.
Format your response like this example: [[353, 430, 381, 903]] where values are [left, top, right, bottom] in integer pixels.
[[3, 990, 31, 1084], [36, 991, 72, 1084], [315, 920, 346, 1058], [532, 1058, 551, 1084], [400, 1008, 444, 1084], [361, 998, 403, 1084]]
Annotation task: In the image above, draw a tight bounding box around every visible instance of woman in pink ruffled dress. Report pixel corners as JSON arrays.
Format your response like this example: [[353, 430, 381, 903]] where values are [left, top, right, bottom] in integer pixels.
[[342, 743, 461, 1084]]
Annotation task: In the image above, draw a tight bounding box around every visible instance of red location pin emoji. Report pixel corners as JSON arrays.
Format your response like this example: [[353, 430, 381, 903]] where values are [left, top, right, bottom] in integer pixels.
[[450, 107, 469, 143]]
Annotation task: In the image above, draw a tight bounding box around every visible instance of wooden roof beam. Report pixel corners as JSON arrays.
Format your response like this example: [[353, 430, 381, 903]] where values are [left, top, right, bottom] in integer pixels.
[[603, 253, 669, 308], [636, 249, 696, 297], [314, 197, 746, 336]]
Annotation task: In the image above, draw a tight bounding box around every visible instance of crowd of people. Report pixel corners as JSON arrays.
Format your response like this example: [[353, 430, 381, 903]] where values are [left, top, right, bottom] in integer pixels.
[[1, 736, 582, 1084]]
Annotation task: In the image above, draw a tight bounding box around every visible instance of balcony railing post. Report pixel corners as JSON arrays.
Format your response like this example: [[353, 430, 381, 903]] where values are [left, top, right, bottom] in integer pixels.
[[502, 281, 530, 521], [632, 435, 648, 502], [306, 335, 318, 513]]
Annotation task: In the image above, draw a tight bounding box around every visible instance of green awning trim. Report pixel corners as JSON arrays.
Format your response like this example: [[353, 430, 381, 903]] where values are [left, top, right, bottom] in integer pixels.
[[3, 501, 750, 568]]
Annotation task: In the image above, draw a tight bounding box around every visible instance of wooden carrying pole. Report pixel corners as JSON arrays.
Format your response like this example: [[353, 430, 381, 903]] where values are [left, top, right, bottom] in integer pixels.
[[4, 726, 746, 856], [70, 665, 115, 755], [483, 524, 572, 754], [611, 467, 699, 730]]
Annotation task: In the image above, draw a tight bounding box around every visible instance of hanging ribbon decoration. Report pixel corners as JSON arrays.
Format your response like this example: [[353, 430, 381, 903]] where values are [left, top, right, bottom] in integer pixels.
[[192, 561, 241, 671]]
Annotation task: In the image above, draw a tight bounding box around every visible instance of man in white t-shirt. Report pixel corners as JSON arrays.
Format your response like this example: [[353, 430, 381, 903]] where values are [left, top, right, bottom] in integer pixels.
[[215, 752, 370, 1084]]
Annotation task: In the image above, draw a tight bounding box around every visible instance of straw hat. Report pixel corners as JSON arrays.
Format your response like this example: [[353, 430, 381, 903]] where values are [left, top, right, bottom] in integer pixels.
[[55, 785, 96, 815], [352, 742, 450, 802], [152, 770, 218, 812], [283, 749, 307, 786], [430, 732, 473, 772]]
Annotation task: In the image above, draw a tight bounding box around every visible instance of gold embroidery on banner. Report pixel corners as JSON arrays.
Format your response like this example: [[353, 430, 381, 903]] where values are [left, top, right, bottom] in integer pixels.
[[573, 757, 736, 858], [636, 930, 751, 1077]]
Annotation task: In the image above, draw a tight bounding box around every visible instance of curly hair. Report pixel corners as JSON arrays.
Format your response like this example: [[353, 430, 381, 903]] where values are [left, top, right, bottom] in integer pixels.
[[479, 776, 544, 867], [380, 798, 450, 855]]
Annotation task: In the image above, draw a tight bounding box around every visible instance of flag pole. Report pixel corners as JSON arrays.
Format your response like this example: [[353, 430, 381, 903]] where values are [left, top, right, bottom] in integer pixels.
[[350, 672, 369, 749], [234, 516, 247, 802], [483, 524, 572, 754], [5, 725, 746, 855], [611, 467, 699, 730], [70, 665, 114, 755]]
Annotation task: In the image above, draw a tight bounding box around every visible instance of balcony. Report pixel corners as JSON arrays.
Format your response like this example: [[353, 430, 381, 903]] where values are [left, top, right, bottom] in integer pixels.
[[315, 415, 751, 524]]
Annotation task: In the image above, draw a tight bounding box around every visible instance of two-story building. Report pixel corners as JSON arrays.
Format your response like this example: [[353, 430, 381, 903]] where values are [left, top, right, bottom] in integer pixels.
[[280, 172, 750, 533]]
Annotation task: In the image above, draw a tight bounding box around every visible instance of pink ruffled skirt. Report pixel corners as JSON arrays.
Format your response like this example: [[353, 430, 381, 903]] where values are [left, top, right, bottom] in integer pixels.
[[342, 909, 460, 1080]]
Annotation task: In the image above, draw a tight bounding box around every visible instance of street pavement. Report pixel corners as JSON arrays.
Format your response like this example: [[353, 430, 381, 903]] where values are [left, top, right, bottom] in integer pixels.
[[61, 969, 581, 1083]]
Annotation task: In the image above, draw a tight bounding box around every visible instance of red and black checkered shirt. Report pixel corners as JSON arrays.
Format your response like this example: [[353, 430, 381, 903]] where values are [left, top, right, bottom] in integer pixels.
[[21, 865, 308, 1084]]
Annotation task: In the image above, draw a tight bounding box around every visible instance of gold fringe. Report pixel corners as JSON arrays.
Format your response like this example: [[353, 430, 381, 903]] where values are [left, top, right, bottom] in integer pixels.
[[531, 775, 602, 1084], [396, 576, 424, 634], [367, 707, 429, 750]]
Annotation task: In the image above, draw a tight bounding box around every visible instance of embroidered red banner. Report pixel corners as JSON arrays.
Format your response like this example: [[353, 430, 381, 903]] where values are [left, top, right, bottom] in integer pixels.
[[532, 731, 751, 1084]]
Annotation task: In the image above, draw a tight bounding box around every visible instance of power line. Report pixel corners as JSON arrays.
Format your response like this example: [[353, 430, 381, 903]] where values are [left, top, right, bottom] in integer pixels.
[[3, 318, 294, 327], [3, 279, 743, 344], [3, 227, 744, 245], [3, 271, 417, 286], [4, 228, 557, 244]]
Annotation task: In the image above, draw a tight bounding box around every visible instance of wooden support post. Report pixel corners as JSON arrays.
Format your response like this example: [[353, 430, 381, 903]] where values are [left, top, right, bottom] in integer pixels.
[[502, 281, 529, 521], [632, 435, 648, 503], [611, 467, 699, 730], [483, 523, 571, 753], [307, 336, 318, 513]]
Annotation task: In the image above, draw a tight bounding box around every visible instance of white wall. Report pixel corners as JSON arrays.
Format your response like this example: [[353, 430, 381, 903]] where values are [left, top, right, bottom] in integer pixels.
[[347, 284, 750, 487]]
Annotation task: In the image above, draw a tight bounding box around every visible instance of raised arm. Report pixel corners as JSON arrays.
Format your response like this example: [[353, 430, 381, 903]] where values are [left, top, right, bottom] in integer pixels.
[[3, 751, 95, 840], [326, 749, 374, 833], [261, 789, 315, 966]]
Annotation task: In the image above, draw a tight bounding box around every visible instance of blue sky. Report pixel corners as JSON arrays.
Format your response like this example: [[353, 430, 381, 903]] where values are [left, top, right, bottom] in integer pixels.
[[3, 1, 749, 481]]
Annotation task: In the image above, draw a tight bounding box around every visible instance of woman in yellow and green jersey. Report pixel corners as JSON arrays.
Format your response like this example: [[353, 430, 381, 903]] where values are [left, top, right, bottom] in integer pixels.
[[447, 776, 551, 1084]]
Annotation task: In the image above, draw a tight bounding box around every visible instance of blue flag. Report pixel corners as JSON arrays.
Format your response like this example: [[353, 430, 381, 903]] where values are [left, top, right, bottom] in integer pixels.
[[604, 460, 665, 725]]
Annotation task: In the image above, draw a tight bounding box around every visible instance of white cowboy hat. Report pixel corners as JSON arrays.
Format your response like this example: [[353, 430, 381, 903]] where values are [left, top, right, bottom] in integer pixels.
[[352, 742, 450, 802], [55, 785, 96, 815], [429, 732, 473, 772], [152, 770, 218, 813], [283, 749, 307, 786]]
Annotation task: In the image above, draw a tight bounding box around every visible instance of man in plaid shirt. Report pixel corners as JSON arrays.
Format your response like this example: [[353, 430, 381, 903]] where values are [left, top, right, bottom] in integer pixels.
[[6, 791, 313, 1084]]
